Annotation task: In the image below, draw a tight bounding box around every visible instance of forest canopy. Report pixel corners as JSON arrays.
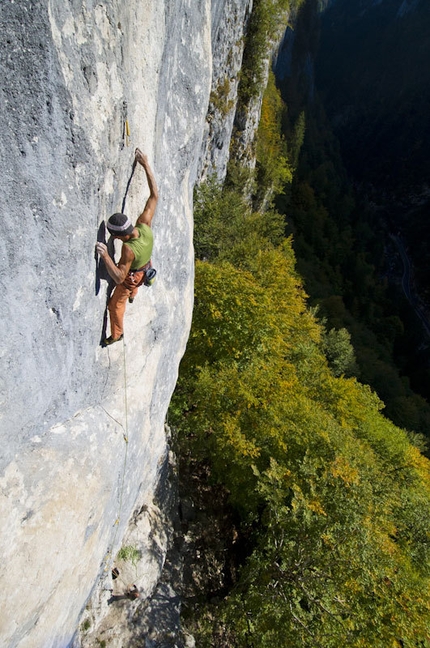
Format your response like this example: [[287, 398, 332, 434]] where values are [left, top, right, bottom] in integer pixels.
[[170, 180, 430, 645], [170, 2, 430, 644]]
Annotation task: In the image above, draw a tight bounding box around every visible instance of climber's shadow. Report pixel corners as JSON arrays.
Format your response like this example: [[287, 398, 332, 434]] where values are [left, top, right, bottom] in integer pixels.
[[95, 221, 116, 346]]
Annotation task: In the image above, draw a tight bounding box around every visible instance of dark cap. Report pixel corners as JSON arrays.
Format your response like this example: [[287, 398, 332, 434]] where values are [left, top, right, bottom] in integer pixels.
[[107, 213, 134, 236]]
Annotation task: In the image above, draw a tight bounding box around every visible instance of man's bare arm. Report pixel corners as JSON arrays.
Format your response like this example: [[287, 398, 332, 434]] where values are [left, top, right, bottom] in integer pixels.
[[96, 243, 134, 284], [135, 149, 158, 227]]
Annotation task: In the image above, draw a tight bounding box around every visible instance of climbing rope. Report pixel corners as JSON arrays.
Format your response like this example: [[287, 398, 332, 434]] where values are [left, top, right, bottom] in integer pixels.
[[102, 337, 130, 573], [103, 156, 137, 572], [121, 160, 137, 214], [117, 336, 130, 505]]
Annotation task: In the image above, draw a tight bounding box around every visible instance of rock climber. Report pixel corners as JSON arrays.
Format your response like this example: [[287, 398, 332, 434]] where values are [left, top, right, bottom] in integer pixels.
[[96, 148, 158, 345]]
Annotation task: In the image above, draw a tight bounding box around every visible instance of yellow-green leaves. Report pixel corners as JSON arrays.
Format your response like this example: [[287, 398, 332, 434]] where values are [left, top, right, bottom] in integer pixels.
[[170, 174, 430, 647]]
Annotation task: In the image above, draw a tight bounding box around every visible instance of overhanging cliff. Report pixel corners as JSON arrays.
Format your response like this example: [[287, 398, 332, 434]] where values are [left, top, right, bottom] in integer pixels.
[[0, 1, 252, 646]]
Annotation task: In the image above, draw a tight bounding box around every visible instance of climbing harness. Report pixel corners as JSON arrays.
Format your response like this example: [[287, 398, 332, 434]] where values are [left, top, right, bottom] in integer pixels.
[[125, 261, 157, 290]]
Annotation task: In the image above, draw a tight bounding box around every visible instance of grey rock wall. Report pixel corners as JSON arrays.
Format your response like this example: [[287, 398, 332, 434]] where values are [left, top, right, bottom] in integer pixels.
[[198, 0, 253, 181], [232, 7, 292, 173], [0, 1, 248, 646]]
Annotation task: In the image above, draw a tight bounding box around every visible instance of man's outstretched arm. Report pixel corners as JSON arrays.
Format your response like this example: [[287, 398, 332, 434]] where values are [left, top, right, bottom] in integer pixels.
[[135, 149, 158, 227]]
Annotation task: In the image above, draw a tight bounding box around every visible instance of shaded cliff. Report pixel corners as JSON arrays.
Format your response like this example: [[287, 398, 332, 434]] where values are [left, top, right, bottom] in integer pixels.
[[0, 1, 252, 646], [272, 0, 430, 432], [316, 0, 430, 304], [317, 0, 430, 197]]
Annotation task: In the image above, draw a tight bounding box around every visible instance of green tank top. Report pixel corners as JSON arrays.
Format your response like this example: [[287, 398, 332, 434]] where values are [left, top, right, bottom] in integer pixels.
[[124, 224, 153, 270]]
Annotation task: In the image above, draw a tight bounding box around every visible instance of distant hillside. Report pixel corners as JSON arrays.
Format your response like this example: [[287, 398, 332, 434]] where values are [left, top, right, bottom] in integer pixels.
[[273, 0, 430, 428], [316, 0, 430, 351], [317, 0, 430, 195]]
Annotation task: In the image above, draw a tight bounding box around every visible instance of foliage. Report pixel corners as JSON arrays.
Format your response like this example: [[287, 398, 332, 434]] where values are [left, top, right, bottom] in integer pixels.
[[239, 0, 304, 105], [80, 619, 91, 633], [116, 545, 140, 567], [273, 3, 430, 434], [171, 3, 430, 642], [172, 179, 430, 646], [193, 176, 284, 263], [210, 77, 235, 117], [322, 327, 359, 378], [255, 71, 293, 207], [319, 0, 430, 398]]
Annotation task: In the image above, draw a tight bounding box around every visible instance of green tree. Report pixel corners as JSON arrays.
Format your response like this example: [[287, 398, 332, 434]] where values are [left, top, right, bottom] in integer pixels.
[[171, 176, 430, 646], [323, 327, 359, 377], [255, 71, 293, 207]]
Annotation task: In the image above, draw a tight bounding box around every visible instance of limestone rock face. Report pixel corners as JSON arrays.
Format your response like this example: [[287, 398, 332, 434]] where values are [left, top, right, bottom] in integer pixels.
[[0, 1, 248, 646], [198, 0, 253, 181]]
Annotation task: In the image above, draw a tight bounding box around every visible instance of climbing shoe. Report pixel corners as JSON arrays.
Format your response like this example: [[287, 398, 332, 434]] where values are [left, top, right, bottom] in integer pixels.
[[104, 334, 123, 346], [128, 297, 134, 304]]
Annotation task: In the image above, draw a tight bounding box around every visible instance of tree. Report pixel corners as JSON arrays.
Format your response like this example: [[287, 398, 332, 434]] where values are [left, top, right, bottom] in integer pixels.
[[323, 327, 359, 377]]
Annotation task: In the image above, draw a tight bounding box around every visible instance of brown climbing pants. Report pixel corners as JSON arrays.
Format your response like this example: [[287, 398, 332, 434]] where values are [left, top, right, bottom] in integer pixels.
[[108, 267, 147, 339]]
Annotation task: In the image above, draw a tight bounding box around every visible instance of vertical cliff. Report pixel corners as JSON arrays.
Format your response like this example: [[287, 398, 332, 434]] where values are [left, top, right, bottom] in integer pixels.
[[0, 1, 251, 646], [198, 0, 253, 180]]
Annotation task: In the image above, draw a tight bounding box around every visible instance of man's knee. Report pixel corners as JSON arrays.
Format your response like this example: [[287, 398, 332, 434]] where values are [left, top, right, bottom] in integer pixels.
[[108, 290, 118, 312], [109, 285, 130, 310]]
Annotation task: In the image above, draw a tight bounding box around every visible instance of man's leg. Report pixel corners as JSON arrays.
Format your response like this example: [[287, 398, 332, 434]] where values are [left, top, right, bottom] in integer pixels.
[[108, 283, 131, 340], [124, 270, 144, 304]]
